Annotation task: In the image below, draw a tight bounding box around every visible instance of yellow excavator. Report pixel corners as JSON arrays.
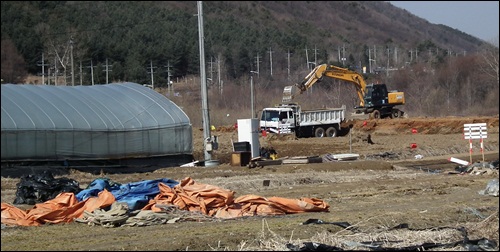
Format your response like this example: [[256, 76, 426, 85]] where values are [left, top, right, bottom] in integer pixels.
[[283, 64, 405, 119]]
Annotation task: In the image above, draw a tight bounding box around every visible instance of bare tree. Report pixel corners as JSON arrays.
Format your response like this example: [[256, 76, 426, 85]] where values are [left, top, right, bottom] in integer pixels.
[[479, 37, 499, 84]]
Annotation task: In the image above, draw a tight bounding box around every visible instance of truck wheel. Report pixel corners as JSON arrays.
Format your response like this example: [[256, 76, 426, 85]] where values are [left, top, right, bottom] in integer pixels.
[[391, 109, 401, 119], [326, 127, 337, 137], [370, 110, 380, 119], [314, 127, 325, 138]]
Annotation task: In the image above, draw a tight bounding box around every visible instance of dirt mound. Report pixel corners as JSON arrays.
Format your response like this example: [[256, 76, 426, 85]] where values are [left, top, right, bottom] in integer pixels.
[[349, 116, 499, 135]]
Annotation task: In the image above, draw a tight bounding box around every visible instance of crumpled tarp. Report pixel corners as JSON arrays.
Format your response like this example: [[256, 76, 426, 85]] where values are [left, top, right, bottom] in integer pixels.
[[76, 178, 179, 210], [13, 171, 82, 205], [143, 177, 329, 218], [1, 190, 115, 226], [1, 177, 329, 226]]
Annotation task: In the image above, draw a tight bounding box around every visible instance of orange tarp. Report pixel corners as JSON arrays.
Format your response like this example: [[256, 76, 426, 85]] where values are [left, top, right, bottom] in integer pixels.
[[2, 177, 329, 226], [143, 177, 329, 218], [1, 190, 115, 226]]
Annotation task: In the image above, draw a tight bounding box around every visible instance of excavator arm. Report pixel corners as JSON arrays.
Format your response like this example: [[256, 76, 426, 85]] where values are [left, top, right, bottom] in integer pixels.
[[294, 64, 367, 107]]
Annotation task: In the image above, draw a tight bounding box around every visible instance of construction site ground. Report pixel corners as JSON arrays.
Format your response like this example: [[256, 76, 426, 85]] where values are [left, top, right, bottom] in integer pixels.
[[1, 116, 499, 251]]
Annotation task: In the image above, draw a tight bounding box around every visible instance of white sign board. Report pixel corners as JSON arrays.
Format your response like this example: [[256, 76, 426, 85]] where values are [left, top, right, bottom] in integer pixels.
[[463, 123, 487, 139]]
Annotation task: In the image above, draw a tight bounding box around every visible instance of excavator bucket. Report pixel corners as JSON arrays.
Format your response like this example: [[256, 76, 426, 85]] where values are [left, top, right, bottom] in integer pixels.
[[282, 85, 295, 103]]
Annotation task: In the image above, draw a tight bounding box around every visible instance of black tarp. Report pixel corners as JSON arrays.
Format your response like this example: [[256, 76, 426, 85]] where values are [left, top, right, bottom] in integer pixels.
[[13, 171, 82, 205]]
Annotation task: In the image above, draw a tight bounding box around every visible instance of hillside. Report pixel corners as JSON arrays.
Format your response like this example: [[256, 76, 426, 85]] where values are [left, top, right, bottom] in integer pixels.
[[1, 1, 489, 84]]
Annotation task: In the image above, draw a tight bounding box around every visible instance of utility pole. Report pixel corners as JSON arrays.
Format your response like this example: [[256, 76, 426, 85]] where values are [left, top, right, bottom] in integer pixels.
[[307, 45, 318, 94], [342, 44, 346, 67], [337, 46, 341, 63], [37, 53, 48, 85], [197, 1, 212, 161], [313, 45, 318, 67], [148, 60, 157, 89], [209, 57, 214, 86], [79, 61, 83, 85], [250, 71, 259, 118], [268, 47, 273, 76], [166, 61, 173, 95], [87, 60, 95, 85], [305, 46, 309, 70], [103, 58, 112, 84], [287, 49, 291, 80], [386, 47, 390, 76], [368, 48, 372, 73], [47, 65, 51, 85], [394, 47, 398, 67], [70, 37, 75, 86], [54, 56, 58, 86], [217, 55, 222, 94], [255, 53, 260, 77]]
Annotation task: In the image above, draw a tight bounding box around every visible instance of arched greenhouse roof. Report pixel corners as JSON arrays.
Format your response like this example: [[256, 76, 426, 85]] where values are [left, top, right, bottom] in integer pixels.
[[1, 83, 190, 131]]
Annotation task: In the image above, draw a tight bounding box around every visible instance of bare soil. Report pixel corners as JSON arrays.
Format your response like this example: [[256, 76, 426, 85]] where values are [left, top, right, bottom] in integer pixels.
[[1, 116, 499, 251]]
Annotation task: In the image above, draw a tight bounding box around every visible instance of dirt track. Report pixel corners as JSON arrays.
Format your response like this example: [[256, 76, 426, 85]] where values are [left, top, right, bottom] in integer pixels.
[[1, 116, 499, 251]]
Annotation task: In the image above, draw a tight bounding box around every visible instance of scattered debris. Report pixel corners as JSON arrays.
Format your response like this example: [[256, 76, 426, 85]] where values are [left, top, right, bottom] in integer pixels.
[[478, 179, 499, 197], [454, 160, 499, 175], [363, 134, 374, 144], [365, 151, 400, 160], [180, 160, 200, 167], [248, 158, 283, 168]]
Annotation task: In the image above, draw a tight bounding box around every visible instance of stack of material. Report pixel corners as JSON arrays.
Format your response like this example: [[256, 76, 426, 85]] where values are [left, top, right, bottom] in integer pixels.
[[322, 153, 360, 162]]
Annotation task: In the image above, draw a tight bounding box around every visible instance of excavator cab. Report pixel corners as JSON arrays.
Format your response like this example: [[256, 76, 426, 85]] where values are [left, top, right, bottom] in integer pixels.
[[363, 84, 388, 107]]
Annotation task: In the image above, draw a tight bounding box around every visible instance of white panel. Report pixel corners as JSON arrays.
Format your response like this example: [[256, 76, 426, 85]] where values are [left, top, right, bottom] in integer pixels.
[[237, 118, 260, 158]]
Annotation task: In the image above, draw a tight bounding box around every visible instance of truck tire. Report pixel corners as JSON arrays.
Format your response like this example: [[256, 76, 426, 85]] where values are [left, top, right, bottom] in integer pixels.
[[326, 127, 338, 137], [391, 109, 402, 119], [370, 110, 380, 119], [314, 127, 325, 138]]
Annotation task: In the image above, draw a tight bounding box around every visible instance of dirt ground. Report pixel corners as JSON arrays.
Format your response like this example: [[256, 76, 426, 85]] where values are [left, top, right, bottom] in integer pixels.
[[1, 116, 499, 251]]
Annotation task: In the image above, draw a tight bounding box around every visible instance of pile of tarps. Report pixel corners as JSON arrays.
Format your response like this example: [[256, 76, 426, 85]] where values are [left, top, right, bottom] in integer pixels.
[[1, 176, 329, 227]]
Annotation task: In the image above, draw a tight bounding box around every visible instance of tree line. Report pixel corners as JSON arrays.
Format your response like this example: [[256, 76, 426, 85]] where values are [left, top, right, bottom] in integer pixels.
[[1, 1, 498, 120]]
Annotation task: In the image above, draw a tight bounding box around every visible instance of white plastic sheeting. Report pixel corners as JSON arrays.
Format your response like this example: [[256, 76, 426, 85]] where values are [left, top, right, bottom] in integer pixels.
[[1, 83, 192, 161]]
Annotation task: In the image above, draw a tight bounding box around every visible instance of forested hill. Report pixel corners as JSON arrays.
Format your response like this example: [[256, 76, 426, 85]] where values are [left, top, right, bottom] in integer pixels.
[[0, 1, 490, 84]]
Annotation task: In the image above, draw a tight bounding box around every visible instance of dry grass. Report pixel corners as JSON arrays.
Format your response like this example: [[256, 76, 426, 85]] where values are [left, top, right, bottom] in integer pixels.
[[236, 212, 500, 251]]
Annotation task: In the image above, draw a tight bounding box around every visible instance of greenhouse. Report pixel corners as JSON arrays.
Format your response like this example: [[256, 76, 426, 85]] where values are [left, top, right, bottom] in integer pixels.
[[1, 83, 193, 167]]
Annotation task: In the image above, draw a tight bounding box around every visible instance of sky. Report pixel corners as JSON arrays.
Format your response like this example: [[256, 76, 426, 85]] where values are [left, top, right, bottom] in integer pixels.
[[389, 1, 499, 43]]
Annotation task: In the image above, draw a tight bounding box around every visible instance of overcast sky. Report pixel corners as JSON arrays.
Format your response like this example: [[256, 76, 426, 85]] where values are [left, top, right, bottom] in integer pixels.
[[389, 1, 499, 43]]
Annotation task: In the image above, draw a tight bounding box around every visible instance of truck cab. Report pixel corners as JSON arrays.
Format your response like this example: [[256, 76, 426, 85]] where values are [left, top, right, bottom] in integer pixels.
[[260, 104, 298, 133]]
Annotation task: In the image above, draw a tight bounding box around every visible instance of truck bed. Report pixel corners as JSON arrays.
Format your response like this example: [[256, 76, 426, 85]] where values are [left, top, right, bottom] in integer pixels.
[[299, 105, 346, 126]]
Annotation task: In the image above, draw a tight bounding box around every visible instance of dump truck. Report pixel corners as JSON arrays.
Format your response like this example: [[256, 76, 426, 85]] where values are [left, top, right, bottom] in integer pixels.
[[260, 103, 346, 138]]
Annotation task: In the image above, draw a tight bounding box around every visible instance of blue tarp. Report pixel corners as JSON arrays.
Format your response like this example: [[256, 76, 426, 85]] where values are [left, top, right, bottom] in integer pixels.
[[76, 178, 179, 210]]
